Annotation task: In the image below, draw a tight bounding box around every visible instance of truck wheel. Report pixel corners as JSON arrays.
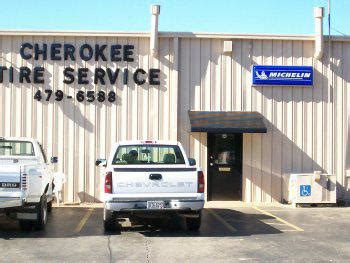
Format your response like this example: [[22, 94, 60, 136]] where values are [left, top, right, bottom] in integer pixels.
[[19, 220, 33, 231], [104, 209, 120, 232], [47, 201, 53, 213], [186, 212, 202, 231], [34, 195, 48, 231]]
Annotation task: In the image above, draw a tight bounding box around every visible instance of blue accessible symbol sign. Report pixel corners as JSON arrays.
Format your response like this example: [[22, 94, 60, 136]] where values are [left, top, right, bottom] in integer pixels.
[[300, 185, 311, 196]]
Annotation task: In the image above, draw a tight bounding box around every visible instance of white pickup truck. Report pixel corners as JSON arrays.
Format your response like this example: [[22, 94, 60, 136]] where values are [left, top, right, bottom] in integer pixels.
[[96, 140, 205, 231], [0, 137, 57, 230]]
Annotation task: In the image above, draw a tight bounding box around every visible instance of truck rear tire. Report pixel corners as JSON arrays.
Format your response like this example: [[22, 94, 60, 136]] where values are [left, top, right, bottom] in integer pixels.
[[186, 212, 202, 231], [104, 210, 120, 232], [33, 195, 48, 231], [47, 201, 53, 213]]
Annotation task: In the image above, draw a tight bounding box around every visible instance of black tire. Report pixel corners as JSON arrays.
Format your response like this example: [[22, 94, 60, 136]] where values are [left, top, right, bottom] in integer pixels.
[[186, 212, 202, 231], [47, 201, 53, 213], [33, 195, 48, 231], [19, 220, 33, 231], [104, 210, 120, 232]]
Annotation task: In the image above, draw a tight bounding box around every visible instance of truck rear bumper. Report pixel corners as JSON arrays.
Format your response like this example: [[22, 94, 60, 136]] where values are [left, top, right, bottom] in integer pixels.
[[0, 197, 23, 209], [105, 199, 204, 212]]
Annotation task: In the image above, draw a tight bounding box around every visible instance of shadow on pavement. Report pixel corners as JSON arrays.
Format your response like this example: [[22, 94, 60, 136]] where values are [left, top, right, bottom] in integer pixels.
[[0, 207, 282, 239], [139, 208, 282, 237]]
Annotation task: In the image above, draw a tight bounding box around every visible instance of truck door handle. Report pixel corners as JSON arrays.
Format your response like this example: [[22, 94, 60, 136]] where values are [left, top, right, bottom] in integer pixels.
[[149, 174, 162, 180]]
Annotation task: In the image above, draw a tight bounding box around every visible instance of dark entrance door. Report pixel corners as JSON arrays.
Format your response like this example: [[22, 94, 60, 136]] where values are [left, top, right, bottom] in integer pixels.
[[208, 133, 243, 201]]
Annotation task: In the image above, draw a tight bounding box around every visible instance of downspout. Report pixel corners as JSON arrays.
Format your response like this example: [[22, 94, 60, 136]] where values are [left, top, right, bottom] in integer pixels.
[[314, 7, 324, 59], [150, 5, 160, 57]]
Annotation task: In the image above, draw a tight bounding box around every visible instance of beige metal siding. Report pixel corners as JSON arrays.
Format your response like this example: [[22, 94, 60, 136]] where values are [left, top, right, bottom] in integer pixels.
[[0, 36, 177, 203], [1, 34, 349, 203], [178, 38, 350, 202]]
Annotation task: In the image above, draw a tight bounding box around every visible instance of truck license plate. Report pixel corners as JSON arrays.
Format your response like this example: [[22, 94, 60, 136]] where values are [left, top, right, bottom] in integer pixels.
[[147, 201, 164, 209], [0, 182, 20, 188]]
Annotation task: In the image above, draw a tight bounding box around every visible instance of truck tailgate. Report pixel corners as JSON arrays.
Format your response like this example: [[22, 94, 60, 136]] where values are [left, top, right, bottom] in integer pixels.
[[0, 165, 23, 208], [112, 167, 197, 195], [0, 165, 21, 191]]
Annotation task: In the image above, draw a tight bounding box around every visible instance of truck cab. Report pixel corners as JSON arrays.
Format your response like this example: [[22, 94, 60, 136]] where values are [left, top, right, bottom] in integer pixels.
[[0, 137, 57, 230], [96, 140, 205, 231]]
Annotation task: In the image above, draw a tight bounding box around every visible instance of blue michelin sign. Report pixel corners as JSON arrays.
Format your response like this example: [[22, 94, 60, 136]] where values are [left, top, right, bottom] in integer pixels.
[[252, 65, 313, 86]]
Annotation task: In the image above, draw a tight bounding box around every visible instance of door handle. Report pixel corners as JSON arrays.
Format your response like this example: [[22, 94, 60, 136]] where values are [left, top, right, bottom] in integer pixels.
[[149, 174, 162, 180]]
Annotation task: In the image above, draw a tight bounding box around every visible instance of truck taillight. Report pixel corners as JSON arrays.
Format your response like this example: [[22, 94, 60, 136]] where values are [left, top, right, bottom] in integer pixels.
[[197, 171, 205, 193], [21, 173, 28, 190], [104, 172, 112, 194]]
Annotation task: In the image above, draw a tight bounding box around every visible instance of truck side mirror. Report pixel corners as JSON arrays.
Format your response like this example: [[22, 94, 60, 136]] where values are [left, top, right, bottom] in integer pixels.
[[96, 158, 107, 167], [50, 156, 58, 164], [188, 158, 196, 166]]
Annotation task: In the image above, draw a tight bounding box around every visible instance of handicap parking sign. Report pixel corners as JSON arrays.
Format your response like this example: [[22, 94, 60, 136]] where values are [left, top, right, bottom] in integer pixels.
[[300, 185, 311, 196]]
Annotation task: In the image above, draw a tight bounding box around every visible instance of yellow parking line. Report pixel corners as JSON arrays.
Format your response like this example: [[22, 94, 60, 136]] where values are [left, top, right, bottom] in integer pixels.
[[207, 209, 237, 233], [74, 208, 94, 233], [265, 222, 285, 226], [263, 209, 298, 212], [252, 206, 304, 232]]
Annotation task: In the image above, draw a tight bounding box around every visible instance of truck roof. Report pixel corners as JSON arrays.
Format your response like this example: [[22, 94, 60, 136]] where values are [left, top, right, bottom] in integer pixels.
[[117, 140, 180, 146], [0, 137, 39, 144]]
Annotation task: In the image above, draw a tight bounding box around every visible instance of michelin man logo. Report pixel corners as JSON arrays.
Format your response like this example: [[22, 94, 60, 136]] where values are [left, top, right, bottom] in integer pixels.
[[255, 71, 268, 80]]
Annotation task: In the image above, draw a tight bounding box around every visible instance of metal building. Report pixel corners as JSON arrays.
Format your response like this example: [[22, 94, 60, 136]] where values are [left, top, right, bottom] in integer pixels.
[[0, 6, 349, 203]]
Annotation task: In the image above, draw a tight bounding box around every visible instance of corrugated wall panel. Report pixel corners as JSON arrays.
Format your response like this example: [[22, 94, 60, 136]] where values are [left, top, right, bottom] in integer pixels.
[[178, 38, 190, 152], [251, 40, 263, 202], [302, 41, 314, 173], [178, 38, 350, 202], [0, 36, 177, 203], [271, 40, 283, 202], [261, 40, 273, 203], [344, 42, 350, 199], [232, 40, 242, 111], [334, 41, 345, 197], [169, 37, 179, 141], [138, 37, 149, 140]]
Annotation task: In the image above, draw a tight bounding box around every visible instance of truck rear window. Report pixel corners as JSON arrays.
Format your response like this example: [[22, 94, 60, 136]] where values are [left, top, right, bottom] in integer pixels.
[[112, 145, 186, 165], [0, 140, 34, 156]]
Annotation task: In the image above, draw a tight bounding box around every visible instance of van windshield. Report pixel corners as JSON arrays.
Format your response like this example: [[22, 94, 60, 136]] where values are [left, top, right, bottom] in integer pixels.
[[112, 145, 185, 165], [0, 140, 34, 156]]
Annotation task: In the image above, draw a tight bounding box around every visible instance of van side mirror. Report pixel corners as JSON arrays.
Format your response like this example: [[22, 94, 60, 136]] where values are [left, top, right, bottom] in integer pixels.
[[188, 158, 196, 166], [95, 159, 107, 167], [50, 156, 58, 164]]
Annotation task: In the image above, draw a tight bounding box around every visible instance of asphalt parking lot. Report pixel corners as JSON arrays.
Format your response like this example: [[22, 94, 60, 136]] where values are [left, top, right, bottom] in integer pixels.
[[0, 205, 350, 262]]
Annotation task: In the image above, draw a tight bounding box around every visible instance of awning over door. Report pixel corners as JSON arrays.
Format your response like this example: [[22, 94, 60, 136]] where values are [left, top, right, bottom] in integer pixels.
[[188, 111, 267, 133]]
